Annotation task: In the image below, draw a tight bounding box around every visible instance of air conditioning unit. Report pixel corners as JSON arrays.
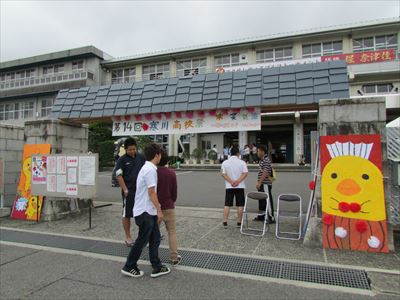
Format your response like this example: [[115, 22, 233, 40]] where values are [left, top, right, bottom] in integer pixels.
[[239, 53, 248, 64]]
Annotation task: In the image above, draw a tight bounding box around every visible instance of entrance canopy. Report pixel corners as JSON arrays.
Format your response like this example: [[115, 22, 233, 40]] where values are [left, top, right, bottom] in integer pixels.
[[50, 60, 349, 124]]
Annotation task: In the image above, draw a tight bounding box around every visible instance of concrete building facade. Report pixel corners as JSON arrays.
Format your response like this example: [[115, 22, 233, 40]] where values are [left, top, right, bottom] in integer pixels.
[[1, 18, 399, 164]]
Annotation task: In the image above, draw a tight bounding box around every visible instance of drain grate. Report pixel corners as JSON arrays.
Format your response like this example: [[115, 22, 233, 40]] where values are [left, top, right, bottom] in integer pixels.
[[0, 228, 370, 290]]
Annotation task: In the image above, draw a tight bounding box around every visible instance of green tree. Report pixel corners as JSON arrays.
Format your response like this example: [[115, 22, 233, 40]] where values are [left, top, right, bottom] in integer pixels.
[[135, 135, 153, 153], [88, 122, 114, 152]]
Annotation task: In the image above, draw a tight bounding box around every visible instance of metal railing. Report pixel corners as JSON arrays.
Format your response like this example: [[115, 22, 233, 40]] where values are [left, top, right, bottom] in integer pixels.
[[0, 71, 95, 90]]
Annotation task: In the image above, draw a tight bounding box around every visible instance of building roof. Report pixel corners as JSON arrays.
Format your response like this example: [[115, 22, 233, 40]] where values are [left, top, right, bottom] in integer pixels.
[[51, 60, 349, 122], [102, 17, 400, 66], [0, 46, 113, 71]]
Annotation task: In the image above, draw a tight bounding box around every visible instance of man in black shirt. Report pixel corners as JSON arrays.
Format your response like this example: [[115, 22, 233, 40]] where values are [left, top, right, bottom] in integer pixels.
[[114, 138, 145, 246]]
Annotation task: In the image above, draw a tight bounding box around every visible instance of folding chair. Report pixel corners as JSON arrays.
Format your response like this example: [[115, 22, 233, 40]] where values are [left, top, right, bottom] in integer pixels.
[[240, 191, 270, 237], [275, 194, 302, 240]]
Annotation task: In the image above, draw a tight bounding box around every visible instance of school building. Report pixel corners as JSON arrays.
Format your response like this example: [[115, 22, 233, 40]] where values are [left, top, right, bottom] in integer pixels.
[[1, 17, 399, 163]]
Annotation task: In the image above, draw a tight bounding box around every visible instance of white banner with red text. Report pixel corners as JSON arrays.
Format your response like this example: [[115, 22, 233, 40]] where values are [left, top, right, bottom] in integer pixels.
[[112, 107, 261, 136]]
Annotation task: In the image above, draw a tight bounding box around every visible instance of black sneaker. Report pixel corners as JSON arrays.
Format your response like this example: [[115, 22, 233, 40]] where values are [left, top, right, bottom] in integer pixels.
[[171, 255, 182, 266], [236, 222, 242, 228], [253, 215, 265, 221], [223, 222, 228, 228], [151, 265, 171, 278], [121, 266, 144, 278], [267, 216, 276, 224]]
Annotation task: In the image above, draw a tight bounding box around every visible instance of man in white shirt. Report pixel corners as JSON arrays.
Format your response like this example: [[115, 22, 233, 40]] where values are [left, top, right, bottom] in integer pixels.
[[221, 146, 248, 228], [121, 143, 171, 279]]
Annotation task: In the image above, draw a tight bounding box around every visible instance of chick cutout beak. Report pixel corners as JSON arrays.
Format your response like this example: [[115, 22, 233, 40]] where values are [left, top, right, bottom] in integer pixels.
[[336, 178, 361, 196]]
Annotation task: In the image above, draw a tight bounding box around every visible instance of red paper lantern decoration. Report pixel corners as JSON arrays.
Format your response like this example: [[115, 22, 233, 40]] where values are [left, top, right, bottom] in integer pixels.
[[322, 214, 334, 225], [134, 115, 142, 121], [355, 221, 368, 233], [197, 110, 205, 117], [247, 107, 255, 113], [309, 180, 316, 190], [164, 112, 172, 119], [156, 113, 162, 120], [209, 110, 216, 116], [145, 114, 153, 121], [124, 115, 131, 121], [222, 109, 229, 115], [175, 112, 182, 118], [115, 116, 121, 121], [233, 108, 241, 113], [186, 111, 194, 119]]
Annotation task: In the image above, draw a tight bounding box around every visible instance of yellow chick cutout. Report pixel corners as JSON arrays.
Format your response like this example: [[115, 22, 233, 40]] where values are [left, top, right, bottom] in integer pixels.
[[321, 141, 389, 253]]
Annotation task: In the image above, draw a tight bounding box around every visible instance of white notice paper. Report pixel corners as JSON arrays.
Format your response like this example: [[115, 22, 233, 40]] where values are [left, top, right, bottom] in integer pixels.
[[47, 175, 57, 192], [67, 168, 77, 184], [57, 156, 67, 174], [79, 156, 95, 186], [47, 156, 57, 174], [56, 175, 66, 193], [66, 184, 78, 196], [66, 156, 78, 167]]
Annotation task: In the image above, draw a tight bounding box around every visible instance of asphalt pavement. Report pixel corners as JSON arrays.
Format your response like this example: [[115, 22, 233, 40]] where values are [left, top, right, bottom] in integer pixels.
[[97, 170, 312, 211], [2, 243, 398, 300]]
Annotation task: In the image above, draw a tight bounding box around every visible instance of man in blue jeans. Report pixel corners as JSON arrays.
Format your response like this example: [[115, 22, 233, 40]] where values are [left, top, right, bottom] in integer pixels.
[[121, 143, 170, 278]]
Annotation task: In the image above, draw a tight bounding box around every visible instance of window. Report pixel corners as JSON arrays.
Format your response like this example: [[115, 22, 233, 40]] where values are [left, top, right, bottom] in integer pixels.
[[303, 41, 342, 58], [256, 47, 293, 63], [176, 58, 207, 77], [15, 69, 35, 80], [362, 83, 394, 94], [214, 53, 243, 67], [353, 34, 397, 52], [72, 60, 84, 72], [142, 63, 170, 80], [41, 98, 53, 117], [43, 64, 64, 76], [0, 101, 33, 120], [111, 67, 136, 84], [149, 135, 169, 151]]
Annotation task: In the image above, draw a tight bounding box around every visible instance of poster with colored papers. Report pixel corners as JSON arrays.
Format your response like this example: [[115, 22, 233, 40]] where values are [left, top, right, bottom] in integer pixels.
[[11, 144, 51, 221]]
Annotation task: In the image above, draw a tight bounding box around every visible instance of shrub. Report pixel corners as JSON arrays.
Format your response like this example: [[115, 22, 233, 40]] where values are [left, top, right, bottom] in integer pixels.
[[208, 150, 218, 160], [98, 140, 115, 169]]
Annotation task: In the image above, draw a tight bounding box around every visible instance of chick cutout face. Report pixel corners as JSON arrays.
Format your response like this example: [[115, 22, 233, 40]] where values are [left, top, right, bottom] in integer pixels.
[[322, 156, 386, 222], [22, 157, 32, 192]]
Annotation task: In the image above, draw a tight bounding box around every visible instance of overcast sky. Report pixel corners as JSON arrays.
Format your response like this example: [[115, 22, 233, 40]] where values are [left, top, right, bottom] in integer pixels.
[[1, 0, 399, 62]]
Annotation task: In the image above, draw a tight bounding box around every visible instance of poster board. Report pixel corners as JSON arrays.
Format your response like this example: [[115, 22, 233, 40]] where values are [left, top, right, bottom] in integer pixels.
[[31, 154, 98, 199], [320, 134, 388, 253], [11, 144, 51, 221]]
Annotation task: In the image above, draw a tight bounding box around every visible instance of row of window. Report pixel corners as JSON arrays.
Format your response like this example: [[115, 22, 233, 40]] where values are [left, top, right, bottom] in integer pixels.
[[0, 99, 53, 121], [111, 34, 397, 83], [0, 61, 84, 82], [362, 83, 395, 94]]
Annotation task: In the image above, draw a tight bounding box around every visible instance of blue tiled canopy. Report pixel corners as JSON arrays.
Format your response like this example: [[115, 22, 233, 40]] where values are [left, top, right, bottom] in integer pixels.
[[50, 61, 349, 120]]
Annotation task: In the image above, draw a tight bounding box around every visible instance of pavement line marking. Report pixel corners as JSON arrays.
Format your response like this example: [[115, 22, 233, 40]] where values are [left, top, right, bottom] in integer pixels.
[[252, 235, 265, 256], [323, 248, 328, 263], [1, 226, 399, 276], [0, 240, 376, 297], [175, 171, 193, 175], [189, 222, 221, 248]]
